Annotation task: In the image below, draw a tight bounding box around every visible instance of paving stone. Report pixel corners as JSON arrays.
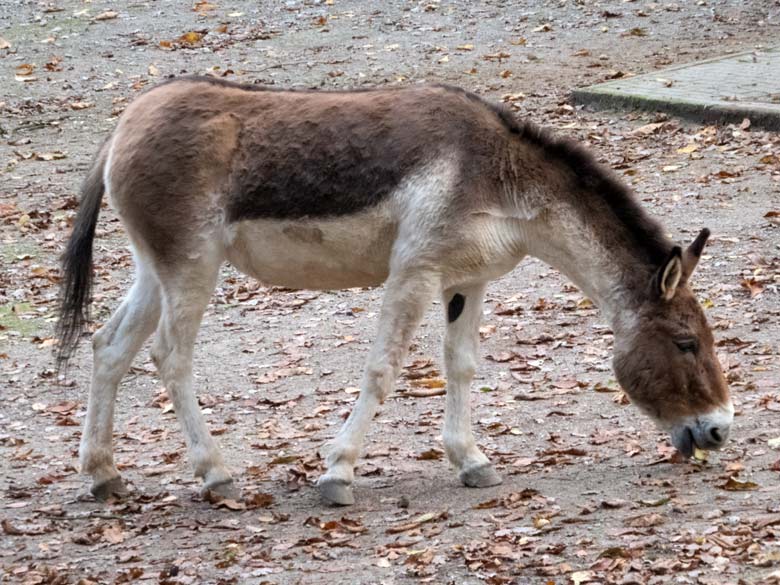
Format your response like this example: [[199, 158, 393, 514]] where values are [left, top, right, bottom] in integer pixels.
[[572, 47, 780, 130]]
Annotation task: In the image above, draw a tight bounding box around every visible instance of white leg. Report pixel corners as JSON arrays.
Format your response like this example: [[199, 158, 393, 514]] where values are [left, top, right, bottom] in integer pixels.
[[442, 283, 502, 487], [151, 259, 236, 498], [80, 263, 161, 500], [318, 270, 438, 505]]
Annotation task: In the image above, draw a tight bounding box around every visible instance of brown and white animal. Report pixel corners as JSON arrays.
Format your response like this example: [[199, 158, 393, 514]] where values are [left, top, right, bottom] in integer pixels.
[[57, 77, 733, 506]]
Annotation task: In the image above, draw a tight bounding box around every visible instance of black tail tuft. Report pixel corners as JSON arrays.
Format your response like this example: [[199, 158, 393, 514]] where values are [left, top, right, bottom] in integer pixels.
[[56, 145, 108, 372]]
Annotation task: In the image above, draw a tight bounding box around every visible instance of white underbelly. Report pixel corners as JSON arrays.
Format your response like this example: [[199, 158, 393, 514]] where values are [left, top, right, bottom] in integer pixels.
[[224, 208, 397, 290]]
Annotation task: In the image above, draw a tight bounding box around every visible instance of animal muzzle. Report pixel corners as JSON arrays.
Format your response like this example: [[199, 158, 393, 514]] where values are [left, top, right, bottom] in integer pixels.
[[670, 404, 734, 457]]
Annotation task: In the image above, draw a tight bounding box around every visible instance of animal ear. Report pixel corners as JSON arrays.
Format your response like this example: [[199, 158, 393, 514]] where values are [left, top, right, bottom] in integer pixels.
[[655, 246, 683, 301], [682, 228, 710, 282]]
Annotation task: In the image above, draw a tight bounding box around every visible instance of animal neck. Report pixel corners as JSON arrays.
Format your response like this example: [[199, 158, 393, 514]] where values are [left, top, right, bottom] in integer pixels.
[[516, 194, 669, 331], [498, 134, 672, 330]]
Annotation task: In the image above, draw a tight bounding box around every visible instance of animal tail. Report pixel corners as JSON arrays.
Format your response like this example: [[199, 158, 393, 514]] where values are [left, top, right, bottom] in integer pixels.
[[56, 140, 110, 371]]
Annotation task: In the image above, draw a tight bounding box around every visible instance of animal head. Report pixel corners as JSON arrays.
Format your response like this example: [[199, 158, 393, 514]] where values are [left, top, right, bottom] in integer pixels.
[[612, 229, 732, 457]]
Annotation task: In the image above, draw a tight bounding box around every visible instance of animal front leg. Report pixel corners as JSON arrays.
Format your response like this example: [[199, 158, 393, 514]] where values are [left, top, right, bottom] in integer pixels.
[[442, 284, 502, 488], [318, 271, 437, 505]]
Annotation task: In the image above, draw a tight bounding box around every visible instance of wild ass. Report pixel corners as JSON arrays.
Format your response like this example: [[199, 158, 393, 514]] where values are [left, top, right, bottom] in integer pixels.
[[57, 77, 733, 506]]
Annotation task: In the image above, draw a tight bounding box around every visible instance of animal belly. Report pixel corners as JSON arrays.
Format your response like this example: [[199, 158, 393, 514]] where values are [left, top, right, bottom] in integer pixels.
[[225, 212, 397, 290]]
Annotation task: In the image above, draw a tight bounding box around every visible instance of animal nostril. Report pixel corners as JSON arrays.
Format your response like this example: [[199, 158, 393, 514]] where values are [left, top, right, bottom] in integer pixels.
[[710, 427, 723, 444]]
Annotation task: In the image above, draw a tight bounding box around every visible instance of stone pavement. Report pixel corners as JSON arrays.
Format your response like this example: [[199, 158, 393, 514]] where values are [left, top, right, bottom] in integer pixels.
[[572, 46, 780, 130]]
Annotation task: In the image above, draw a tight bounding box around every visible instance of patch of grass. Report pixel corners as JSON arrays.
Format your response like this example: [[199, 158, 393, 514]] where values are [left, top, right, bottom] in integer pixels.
[[0, 302, 46, 337], [1, 241, 39, 263]]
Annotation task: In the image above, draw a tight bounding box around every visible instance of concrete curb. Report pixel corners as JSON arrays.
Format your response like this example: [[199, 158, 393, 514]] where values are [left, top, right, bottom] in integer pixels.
[[571, 48, 780, 131]]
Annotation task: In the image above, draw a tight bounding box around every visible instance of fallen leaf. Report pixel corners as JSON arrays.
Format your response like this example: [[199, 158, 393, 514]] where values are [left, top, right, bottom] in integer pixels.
[[719, 477, 758, 491], [102, 522, 125, 544], [15, 63, 35, 76], [2, 519, 23, 535], [677, 144, 699, 154], [34, 151, 66, 161], [640, 497, 670, 507], [403, 387, 445, 398], [216, 498, 246, 511], [626, 513, 665, 527], [632, 122, 665, 135], [386, 511, 445, 534], [571, 570, 593, 585], [193, 1, 217, 12], [416, 448, 444, 461], [740, 277, 763, 298], [410, 377, 446, 389], [179, 31, 205, 44], [94, 10, 119, 21], [245, 492, 274, 509]]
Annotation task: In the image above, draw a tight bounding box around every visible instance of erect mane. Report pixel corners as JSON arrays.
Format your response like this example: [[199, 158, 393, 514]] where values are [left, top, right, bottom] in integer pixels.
[[453, 87, 673, 268]]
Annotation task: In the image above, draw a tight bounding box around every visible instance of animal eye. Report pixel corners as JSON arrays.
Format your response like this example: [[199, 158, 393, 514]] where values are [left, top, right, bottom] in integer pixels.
[[675, 339, 698, 353]]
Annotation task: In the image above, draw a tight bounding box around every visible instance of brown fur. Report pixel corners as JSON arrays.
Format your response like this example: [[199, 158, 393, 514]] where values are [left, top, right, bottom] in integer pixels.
[[115, 77, 670, 271], [613, 282, 730, 420]]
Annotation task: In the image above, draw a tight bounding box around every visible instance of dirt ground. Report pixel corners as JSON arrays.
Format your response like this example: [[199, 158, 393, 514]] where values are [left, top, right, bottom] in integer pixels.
[[1, 1, 780, 584]]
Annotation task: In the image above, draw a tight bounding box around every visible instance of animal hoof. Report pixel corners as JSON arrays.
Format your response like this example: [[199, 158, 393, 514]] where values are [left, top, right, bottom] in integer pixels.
[[317, 477, 355, 506], [91, 476, 128, 501], [461, 463, 503, 488], [201, 478, 240, 501]]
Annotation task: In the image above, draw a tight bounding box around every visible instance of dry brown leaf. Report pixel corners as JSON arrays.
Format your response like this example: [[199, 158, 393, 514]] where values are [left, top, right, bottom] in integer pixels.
[[15, 63, 34, 76], [245, 492, 274, 509], [740, 277, 764, 298], [626, 512, 665, 527], [102, 522, 125, 544], [94, 10, 119, 21], [34, 151, 66, 161], [216, 498, 246, 510], [193, 1, 217, 12], [179, 31, 205, 44], [416, 448, 444, 461], [677, 144, 699, 154], [410, 377, 446, 389], [719, 477, 759, 491], [632, 122, 665, 135], [404, 387, 446, 398], [386, 511, 445, 534]]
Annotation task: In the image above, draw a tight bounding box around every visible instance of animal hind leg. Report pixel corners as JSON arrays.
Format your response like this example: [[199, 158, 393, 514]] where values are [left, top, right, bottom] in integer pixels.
[[442, 283, 502, 488], [80, 259, 161, 500], [318, 269, 438, 505], [151, 253, 236, 499]]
